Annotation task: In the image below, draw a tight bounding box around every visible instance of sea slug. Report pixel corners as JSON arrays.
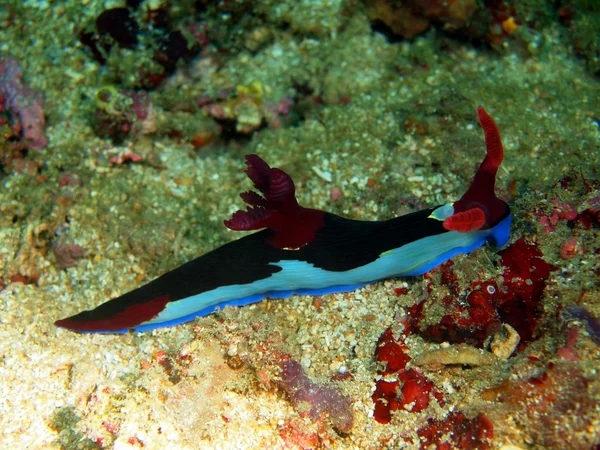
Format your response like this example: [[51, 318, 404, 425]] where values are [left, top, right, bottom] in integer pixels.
[[56, 107, 511, 333]]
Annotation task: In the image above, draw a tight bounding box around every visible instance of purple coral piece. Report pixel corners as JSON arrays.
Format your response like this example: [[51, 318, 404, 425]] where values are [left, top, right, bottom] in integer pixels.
[[280, 359, 353, 433], [52, 240, 85, 269], [0, 57, 48, 150]]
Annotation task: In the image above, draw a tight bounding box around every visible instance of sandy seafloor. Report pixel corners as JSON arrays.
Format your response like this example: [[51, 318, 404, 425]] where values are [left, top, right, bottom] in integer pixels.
[[1, 1, 599, 449]]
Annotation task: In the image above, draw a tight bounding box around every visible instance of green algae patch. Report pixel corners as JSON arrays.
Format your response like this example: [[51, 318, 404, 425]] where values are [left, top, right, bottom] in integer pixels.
[[49, 406, 102, 450]]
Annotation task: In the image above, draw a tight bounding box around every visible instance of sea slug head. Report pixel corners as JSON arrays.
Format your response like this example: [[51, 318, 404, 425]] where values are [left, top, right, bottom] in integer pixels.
[[442, 107, 510, 234]]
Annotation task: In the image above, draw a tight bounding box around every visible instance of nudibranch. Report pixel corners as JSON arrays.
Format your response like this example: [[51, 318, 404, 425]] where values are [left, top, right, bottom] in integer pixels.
[[56, 107, 511, 334]]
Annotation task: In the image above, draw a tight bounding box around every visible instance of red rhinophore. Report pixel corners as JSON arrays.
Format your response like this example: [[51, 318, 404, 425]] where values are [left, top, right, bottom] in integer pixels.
[[443, 207, 486, 232], [444, 107, 509, 231], [54, 295, 171, 332], [225, 154, 325, 249], [477, 106, 503, 175]]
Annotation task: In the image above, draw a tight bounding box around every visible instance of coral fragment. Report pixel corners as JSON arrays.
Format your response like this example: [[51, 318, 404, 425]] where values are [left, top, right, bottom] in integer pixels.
[[279, 359, 353, 433]]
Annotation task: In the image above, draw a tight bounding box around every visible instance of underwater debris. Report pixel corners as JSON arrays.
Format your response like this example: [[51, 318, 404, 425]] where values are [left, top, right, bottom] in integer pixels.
[[414, 344, 498, 368], [52, 238, 85, 270], [0, 56, 48, 150], [79, 3, 201, 88], [279, 359, 353, 434], [365, 0, 479, 40], [92, 87, 156, 142], [202, 81, 295, 136], [488, 363, 598, 448], [562, 305, 600, 345]]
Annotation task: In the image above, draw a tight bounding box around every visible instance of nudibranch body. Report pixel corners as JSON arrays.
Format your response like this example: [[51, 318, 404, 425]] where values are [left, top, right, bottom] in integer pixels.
[[56, 107, 511, 334]]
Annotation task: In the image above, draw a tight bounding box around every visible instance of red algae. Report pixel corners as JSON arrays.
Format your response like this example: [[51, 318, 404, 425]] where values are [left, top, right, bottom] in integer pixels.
[[496, 238, 555, 344], [375, 327, 411, 375], [372, 327, 443, 424], [406, 238, 556, 348], [279, 419, 322, 449], [417, 412, 494, 450]]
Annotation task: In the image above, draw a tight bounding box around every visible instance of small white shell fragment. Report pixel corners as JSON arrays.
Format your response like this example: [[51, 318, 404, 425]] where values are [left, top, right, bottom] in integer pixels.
[[490, 323, 521, 359], [311, 165, 333, 182]]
